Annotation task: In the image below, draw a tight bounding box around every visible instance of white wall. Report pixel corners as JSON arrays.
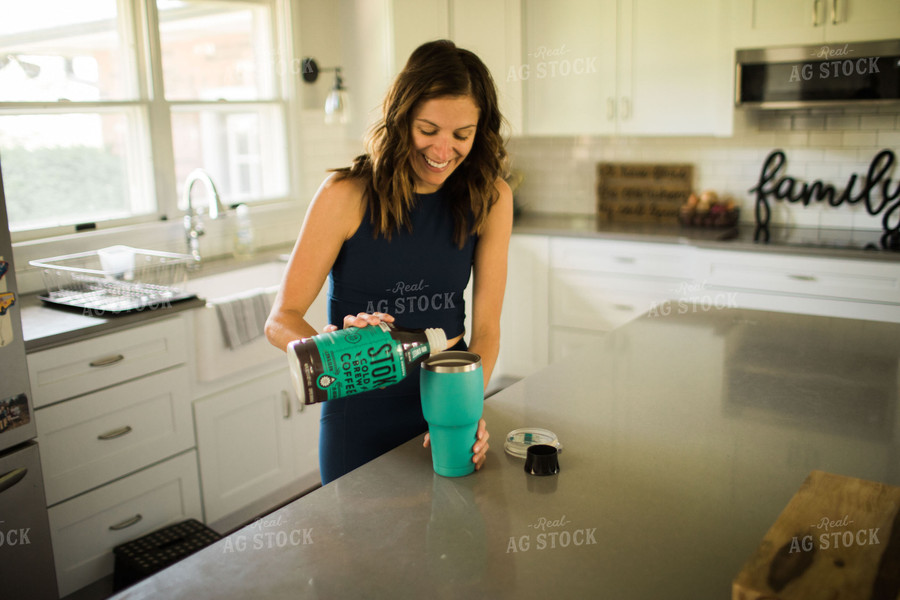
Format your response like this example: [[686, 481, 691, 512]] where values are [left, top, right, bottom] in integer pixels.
[[508, 106, 900, 232]]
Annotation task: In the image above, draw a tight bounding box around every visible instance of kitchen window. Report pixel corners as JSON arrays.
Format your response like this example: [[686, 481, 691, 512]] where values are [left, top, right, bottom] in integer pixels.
[[0, 0, 291, 238]]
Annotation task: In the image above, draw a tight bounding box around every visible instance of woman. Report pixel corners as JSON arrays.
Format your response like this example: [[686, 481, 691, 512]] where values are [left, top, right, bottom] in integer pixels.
[[266, 39, 513, 484]]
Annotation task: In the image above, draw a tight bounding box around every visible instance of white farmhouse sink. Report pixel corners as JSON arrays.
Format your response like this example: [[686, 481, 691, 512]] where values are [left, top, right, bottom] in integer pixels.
[[185, 261, 287, 382], [184, 260, 329, 383]]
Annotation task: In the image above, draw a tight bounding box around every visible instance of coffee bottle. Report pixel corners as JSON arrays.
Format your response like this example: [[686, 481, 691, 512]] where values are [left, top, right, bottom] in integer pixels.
[[287, 322, 448, 404]]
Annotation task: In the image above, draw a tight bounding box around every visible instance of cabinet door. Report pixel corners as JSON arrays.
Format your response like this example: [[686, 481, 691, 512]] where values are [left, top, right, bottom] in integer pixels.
[[621, 0, 733, 136], [451, 0, 523, 135], [390, 0, 450, 76], [28, 316, 188, 408], [288, 382, 321, 483], [829, 0, 900, 42], [37, 366, 194, 506], [193, 373, 296, 524], [733, 0, 826, 47], [496, 235, 550, 379], [48, 451, 201, 597], [521, 0, 617, 136]]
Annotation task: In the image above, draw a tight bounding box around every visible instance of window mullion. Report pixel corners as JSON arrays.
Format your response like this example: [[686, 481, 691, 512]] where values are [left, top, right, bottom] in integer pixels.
[[143, 0, 178, 220]]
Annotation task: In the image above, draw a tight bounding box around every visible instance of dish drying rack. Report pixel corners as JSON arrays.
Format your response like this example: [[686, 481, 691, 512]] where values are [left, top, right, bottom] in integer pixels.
[[30, 247, 197, 314]]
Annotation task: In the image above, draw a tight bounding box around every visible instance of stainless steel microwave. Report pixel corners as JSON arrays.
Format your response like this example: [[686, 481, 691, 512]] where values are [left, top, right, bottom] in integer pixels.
[[735, 39, 900, 109]]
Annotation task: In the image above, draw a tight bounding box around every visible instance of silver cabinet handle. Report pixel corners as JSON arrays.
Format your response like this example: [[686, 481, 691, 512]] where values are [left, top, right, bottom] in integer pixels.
[[788, 274, 817, 282], [831, 0, 838, 24], [613, 304, 635, 312], [620, 97, 631, 120], [614, 256, 637, 264], [109, 514, 143, 531], [813, 0, 821, 25], [282, 391, 291, 419], [0, 468, 27, 495], [97, 425, 133, 440], [606, 97, 616, 120], [90, 354, 125, 367]]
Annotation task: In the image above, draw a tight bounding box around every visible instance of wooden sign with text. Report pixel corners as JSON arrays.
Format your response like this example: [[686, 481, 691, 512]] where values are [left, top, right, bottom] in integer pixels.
[[596, 162, 693, 223]]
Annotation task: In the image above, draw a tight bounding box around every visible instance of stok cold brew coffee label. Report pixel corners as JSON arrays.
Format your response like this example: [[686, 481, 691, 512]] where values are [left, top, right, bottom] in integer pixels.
[[303, 323, 408, 403]]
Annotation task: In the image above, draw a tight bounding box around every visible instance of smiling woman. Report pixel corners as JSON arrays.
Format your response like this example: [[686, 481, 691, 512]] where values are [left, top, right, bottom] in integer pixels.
[[266, 39, 514, 484]]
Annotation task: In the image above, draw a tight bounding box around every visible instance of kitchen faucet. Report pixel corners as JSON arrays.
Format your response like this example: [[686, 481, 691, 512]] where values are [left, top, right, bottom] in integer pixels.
[[182, 168, 225, 267]]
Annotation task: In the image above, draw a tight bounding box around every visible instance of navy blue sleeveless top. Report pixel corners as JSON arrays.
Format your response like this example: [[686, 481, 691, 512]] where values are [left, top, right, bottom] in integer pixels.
[[328, 187, 476, 339]]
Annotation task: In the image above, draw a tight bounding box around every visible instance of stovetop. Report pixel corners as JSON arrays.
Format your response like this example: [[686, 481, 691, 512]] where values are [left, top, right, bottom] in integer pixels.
[[753, 225, 900, 253]]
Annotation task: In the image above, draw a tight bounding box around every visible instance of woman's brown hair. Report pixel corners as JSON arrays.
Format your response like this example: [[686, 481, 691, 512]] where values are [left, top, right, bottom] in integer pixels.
[[333, 39, 508, 247]]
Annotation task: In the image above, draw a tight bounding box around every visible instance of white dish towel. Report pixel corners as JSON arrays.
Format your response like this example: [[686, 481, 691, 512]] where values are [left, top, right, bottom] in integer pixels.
[[212, 286, 278, 349]]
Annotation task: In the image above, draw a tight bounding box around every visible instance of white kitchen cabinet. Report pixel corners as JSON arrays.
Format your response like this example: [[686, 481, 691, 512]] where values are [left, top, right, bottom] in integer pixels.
[[698, 248, 900, 322], [27, 317, 188, 408], [193, 369, 319, 525], [390, 0, 450, 75], [30, 314, 201, 597], [521, 0, 733, 137], [495, 234, 551, 380], [450, 0, 524, 135], [36, 366, 194, 506], [48, 450, 202, 597], [520, 0, 616, 136], [387, 0, 523, 135], [734, 0, 900, 47], [548, 237, 696, 362]]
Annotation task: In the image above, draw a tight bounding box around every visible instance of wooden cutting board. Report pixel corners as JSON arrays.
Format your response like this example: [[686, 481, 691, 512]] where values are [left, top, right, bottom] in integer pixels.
[[733, 470, 900, 600]]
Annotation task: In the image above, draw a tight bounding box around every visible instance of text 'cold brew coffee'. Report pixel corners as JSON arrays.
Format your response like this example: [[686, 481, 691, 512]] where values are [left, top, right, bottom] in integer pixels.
[[287, 323, 448, 404]]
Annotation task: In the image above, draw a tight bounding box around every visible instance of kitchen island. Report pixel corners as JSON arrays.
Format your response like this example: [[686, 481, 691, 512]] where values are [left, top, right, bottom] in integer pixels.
[[110, 307, 900, 599]]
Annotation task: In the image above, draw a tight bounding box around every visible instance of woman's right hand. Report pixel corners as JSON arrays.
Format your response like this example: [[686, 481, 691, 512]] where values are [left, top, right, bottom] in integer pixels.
[[322, 312, 395, 333]]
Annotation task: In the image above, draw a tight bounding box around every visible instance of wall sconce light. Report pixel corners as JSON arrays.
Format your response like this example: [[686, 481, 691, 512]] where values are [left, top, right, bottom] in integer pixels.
[[301, 57, 348, 125]]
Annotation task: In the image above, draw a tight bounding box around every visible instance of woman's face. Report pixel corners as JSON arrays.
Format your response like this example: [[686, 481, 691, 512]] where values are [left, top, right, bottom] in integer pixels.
[[409, 95, 479, 194]]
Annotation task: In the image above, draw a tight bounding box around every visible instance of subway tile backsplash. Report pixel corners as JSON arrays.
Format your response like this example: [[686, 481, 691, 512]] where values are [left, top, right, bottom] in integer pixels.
[[508, 107, 900, 231]]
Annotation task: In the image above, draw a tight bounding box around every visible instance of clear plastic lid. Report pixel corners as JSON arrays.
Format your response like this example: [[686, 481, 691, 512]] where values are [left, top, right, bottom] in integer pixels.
[[504, 427, 563, 459]]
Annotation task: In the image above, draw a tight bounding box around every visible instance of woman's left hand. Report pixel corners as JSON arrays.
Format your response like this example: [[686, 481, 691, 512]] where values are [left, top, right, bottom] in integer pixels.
[[423, 418, 490, 471]]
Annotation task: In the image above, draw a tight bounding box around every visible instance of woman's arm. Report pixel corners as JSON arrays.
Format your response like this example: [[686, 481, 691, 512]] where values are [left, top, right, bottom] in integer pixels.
[[265, 174, 365, 351], [467, 177, 514, 389]]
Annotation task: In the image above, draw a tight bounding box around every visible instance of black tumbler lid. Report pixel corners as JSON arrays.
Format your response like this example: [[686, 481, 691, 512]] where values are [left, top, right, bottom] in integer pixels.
[[524, 444, 560, 476]]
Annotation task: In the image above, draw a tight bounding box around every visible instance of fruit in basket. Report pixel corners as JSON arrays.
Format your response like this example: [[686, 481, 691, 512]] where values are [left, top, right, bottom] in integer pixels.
[[679, 190, 738, 228]]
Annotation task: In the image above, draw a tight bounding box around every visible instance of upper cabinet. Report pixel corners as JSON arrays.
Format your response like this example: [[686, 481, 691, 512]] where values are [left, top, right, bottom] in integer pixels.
[[734, 0, 900, 47], [388, 0, 524, 136], [346, 0, 734, 138], [521, 0, 734, 137]]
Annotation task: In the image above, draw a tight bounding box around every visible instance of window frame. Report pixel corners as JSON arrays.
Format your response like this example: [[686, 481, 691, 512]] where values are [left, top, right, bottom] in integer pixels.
[[2, 0, 299, 242]]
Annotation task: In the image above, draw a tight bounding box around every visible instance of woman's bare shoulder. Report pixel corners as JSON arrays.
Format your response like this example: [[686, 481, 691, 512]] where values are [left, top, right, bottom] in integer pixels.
[[308, 172, 368, 237]]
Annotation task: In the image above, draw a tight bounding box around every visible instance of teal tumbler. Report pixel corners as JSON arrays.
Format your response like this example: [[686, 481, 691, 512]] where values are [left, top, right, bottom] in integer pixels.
[[420, 352, 484, 477]]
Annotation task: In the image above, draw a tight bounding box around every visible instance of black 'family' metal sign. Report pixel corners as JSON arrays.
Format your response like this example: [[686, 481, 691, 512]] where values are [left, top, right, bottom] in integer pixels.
[[750, 149, 900, 249]]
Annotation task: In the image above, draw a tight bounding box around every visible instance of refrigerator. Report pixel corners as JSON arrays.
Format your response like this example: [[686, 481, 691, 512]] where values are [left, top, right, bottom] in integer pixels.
[[0, 158, 59, 598]]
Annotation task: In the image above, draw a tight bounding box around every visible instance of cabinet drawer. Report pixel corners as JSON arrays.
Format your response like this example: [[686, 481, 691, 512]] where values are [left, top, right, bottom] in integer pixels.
[[550, 238, 694, 279], [551, 271, 675, 332], [701, 250, 900, 305], [37, 366, 194, 505], [48, 451, 202, 598], [28, 316, 189, 408]]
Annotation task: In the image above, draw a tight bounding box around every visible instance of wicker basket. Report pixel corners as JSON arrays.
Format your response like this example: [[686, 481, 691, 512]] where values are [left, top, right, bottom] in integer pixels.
[[30, 246, 195, 314]]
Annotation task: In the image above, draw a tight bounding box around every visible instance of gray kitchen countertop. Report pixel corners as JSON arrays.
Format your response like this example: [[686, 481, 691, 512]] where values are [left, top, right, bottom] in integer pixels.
[[21, 248, 291, 352], [513, 213, 900, 261], [21, 217, 900, 352], [109, 307, 900, 599]]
